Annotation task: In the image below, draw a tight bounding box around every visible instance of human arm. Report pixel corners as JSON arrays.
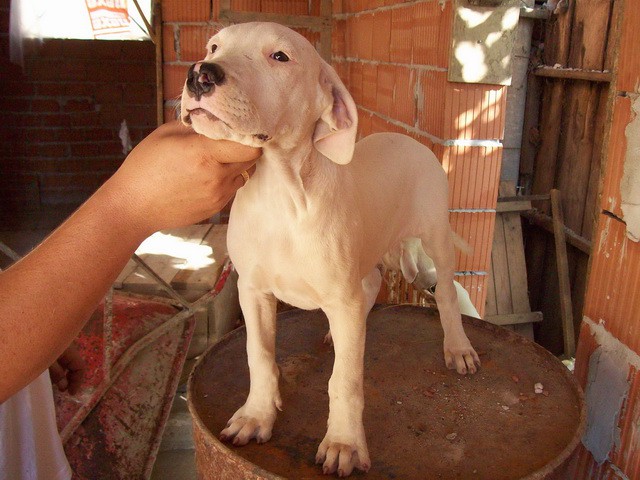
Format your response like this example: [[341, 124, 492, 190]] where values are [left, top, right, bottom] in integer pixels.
[[0, 121, 260, 402]]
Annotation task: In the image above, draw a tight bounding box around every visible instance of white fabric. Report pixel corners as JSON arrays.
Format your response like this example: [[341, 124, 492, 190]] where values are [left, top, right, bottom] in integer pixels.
[[9, 0, 27, 67], [0, 371, 72, 480]]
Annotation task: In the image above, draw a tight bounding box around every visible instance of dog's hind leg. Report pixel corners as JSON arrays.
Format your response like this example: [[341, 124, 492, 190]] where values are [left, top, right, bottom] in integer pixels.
[[396, 238, 481, 318], [419, 230, 480, 375], [220, 282, 282, 445]]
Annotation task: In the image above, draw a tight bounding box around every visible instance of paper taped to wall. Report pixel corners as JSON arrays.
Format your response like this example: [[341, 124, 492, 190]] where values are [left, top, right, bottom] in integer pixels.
[[621, 94, 640, 242]]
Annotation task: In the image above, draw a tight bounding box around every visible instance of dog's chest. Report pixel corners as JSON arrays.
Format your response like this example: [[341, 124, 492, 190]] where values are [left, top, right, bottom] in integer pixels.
[[228, 195, 350, 310]]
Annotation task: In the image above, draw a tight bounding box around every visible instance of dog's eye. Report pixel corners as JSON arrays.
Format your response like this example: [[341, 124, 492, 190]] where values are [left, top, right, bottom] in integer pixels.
[[210, 44, 218, 54], [270, 51, 289, 62]]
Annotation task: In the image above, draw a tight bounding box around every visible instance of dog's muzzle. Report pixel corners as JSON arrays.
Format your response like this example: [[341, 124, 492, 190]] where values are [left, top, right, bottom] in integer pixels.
[[187, 62, 226, 100]]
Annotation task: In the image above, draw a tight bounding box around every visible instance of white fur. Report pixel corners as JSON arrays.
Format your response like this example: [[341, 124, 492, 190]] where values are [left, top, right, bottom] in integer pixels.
[[181, 22, 480, 477]]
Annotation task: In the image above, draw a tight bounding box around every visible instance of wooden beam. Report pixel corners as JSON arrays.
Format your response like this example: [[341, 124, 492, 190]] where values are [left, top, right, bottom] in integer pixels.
[[132, 0, 153, 37], [219, 10, 331, 30], [521, 210, 592, 255], [319, 0, 332, 62], [551, 190, 576, 357], [533, 66, 613, 83], [520, 6, 550, 20], [153, 0, 163, 126], [495, 200, 532, 213], [485, 312, 543, 326], [498, 194, 550, 203]]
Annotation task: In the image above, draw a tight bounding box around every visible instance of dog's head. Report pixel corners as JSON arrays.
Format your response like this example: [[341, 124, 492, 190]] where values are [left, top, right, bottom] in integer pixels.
[[180, 22, 358, 165]]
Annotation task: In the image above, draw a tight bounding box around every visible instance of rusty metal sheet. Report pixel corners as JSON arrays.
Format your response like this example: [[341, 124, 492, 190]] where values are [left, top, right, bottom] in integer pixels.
[[189, 305, 585, 479], [55, 293, 196, 479]]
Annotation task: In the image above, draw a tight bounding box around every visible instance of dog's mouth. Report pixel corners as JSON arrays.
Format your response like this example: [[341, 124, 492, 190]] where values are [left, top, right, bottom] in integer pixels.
[[184, 107, 221, 126], [184, 108, 271, 143]]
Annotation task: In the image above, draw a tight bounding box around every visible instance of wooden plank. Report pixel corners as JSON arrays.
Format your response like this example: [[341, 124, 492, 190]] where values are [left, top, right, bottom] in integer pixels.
[[518, 61, 542, 187], [551, 190, 576, 357], [558, 0, 612, 235], [513, 323, 534, 340], [498, 194, 550, 203], [531, 0, 574, 206], [533, 67, 612, 83], [485, 312, 543, 326], [582, 71, 610, 240], [495, 200, 532, 213], [153, 0, 163, 126], [519, 6, 550, 20], [541, 0, 574, 68], [521, 210, 592, 254], [496, 182, 531, 318], [484, 266, 498, 317], [556, 83, 601, 234], [219, 10, 330, 30], [490, 214, 513, 315], [318, 0, 332, 62], [502, 214, 531, 313], [569, 0, 612, 71]]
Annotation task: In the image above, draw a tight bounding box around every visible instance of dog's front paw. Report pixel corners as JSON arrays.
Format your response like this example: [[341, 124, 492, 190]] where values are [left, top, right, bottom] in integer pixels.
[[443, 335, 480, 375], [219, 402, 280, 446], [315, 434, 370, 477]]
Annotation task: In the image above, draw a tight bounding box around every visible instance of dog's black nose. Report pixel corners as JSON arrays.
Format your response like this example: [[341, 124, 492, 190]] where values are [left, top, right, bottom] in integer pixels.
[[187, 62, 225, 99]]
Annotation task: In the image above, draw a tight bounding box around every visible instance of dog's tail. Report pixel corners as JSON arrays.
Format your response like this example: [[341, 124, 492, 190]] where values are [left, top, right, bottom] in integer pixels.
[[452, 232, 473, 256]]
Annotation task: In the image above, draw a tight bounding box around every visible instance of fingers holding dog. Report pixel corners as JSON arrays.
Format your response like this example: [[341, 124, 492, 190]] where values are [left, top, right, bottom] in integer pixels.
[[105, 121, 261, 234]]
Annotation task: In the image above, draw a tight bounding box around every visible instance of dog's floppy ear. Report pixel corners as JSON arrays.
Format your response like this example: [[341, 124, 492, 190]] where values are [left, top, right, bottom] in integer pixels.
[[313, 60, 358, 165]]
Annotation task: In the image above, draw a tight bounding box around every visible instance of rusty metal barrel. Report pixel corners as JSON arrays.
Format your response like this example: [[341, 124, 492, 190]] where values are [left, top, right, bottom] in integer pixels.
[[188, 305, 585, 479]]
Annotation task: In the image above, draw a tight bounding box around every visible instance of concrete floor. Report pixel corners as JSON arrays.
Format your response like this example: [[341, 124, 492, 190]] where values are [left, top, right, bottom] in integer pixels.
[[151, 390, 197, 480]]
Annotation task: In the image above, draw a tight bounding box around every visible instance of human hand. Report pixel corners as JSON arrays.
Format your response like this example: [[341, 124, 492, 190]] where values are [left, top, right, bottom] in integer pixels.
[[49, 343, 85, 395], [103, 121, 261, 236]]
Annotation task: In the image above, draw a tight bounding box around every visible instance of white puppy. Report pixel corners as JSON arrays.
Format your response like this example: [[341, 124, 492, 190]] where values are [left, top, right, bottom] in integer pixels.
[[181, 22, 480, 477]]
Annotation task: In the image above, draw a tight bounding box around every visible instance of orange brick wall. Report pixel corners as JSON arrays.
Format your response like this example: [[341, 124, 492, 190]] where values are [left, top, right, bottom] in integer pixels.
[[162, 0, 506, 314], [565, 1, 640, 478], [333, 1, 505, 314]]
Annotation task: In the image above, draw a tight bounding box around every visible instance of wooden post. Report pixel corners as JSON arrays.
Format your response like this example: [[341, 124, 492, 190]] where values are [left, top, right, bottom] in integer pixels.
[[525, 2, 575, 319], [153, 0, 164, 126], [530, 1, 574, 206], [551, 189, 575, 357], [319, 0, 332, 62]]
